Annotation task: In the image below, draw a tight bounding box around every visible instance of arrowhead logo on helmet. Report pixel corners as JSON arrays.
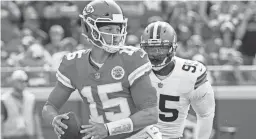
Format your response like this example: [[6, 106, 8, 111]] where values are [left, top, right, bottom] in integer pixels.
[[83, 5, 94, 16]]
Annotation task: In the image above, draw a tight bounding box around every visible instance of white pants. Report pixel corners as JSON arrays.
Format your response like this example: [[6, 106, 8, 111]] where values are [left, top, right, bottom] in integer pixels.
[[126, 125, 162, 139]]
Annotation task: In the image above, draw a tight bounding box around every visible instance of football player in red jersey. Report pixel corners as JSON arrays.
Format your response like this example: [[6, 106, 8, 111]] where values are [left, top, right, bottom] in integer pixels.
[[140, 21, 215, 139], [42, 0, 162, 139]]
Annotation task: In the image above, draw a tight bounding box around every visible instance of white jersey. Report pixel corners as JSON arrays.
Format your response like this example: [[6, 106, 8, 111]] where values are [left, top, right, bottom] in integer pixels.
[[149, 56, 212, 138]]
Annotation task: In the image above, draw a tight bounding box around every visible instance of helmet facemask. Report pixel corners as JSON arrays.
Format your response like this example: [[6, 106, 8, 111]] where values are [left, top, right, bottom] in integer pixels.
[[141, 39, 177, 71], [80, 14, 127, 53]]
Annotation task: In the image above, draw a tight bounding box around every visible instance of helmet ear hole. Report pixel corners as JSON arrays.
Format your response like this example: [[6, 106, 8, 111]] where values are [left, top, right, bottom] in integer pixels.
[[164, 29, 166, 33]]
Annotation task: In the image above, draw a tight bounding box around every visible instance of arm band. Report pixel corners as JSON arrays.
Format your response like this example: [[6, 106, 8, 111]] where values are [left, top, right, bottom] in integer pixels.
[[105, 118, 134, 136]]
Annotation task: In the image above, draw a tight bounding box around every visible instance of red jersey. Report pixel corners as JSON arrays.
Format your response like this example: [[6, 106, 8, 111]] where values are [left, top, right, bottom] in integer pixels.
[[56, 46, 156, 138]]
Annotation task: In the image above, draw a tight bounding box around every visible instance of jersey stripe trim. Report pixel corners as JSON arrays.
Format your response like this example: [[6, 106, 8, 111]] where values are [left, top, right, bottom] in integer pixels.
[[197, 70, 207, 80], [56, 70, 74, 89], [195, 71, 207, 89], [128, 62, 152, 86]]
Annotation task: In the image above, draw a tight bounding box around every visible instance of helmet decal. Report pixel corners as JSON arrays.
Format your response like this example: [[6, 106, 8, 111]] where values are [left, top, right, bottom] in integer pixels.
[[83, 5, 94, 16]]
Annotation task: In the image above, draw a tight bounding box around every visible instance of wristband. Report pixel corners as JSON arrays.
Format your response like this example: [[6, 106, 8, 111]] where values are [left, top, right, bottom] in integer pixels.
[[106, 118, 134, 136]]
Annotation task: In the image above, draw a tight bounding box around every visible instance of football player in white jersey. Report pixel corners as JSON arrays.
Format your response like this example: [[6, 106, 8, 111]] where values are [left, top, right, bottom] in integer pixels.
[[140, 21, 216, 139]]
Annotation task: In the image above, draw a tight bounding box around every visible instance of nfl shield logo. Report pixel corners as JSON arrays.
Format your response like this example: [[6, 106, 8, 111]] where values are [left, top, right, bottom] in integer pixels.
[[158, 82, 163, 88], [94, 73, 100, 79]]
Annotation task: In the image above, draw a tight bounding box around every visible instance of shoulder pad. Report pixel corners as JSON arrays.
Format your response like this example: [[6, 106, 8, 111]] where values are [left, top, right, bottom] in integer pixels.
[[120, 46, 151, 86], [65, 49, 90, 61], [178, 58, 207, 90], [57, 49, 90, 89], [119, 46, 147, 58], [177, 58, 207, 92], [194, 62, 207, 89], [60, 49, 90, 67], [180, 59, 208, 89]]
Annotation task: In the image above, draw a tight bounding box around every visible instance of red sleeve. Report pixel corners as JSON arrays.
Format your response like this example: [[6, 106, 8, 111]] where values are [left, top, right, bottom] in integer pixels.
[[130, 74, 157, 110], [56, 55, 76, 90], [56, 50, 88, 90], [121, 47, 152, 86], [47, 82, 74, 110]]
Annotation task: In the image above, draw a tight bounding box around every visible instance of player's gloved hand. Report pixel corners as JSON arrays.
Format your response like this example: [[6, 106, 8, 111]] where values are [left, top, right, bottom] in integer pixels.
[[80, 120, 108, 139], [52, 113, 69, 138]]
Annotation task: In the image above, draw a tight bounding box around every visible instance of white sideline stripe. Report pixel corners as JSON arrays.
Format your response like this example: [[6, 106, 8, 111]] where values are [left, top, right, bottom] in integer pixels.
[[1, 86, 256, 100]]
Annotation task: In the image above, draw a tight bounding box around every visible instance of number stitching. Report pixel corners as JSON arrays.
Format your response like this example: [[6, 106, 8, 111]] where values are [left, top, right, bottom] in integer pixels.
[[159, 94, 180, 122], [81, 82, 131, 123], [182, 63, 197, 73], [66, 50, 89, 60]]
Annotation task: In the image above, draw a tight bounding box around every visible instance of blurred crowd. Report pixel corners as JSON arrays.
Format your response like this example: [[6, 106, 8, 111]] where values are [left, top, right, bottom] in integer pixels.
[[1, 1, 256, 86]]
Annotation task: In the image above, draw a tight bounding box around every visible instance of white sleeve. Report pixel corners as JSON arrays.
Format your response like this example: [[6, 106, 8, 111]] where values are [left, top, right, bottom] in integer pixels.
[[190, 81, 216, 139]]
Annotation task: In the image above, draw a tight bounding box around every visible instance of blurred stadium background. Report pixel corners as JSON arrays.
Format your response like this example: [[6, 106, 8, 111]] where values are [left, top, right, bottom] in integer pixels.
[[1, 1, 256, 139]]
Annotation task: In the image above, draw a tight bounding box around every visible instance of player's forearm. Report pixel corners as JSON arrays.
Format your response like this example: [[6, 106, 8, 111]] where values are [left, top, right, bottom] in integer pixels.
[[42, 103, 59, 125], [130, 106, 158, 131], [196, 113, 214, 139], [104, 106, 158, 136]]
